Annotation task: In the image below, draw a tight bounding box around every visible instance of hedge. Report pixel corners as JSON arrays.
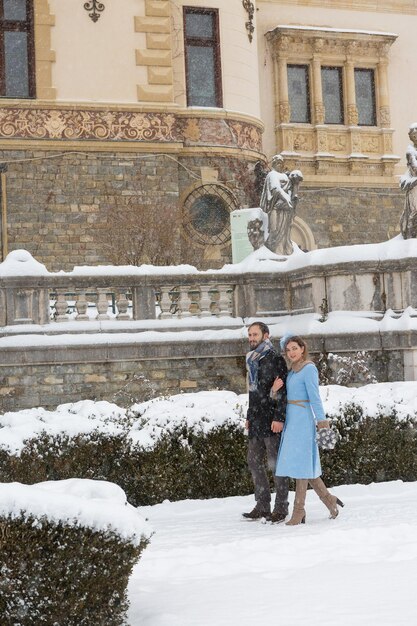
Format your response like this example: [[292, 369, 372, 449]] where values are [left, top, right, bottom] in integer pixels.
[[0, 405, 416, 507], [0, 513, 149, 625]]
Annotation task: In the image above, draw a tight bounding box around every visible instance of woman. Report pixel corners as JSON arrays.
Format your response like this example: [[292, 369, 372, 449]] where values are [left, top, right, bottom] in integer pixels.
[[273, 334, 344, 525]]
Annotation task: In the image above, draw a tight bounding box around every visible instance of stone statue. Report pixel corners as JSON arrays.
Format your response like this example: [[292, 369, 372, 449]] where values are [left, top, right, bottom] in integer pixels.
[[260, 154, 303, 255], [400, 123, 417, 239]]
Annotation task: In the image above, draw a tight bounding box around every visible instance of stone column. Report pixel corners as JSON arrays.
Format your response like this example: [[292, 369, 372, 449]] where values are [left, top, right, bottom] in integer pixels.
[[377, 58, 391, 127], [345, 59, 358, 126], [276, 55, 290, 124], [312, 54, 324, 125]]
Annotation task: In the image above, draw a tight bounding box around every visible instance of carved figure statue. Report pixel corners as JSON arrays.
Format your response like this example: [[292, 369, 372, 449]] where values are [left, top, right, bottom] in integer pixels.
[[260, 154, 303, 255], [400, 123, 417, 239]]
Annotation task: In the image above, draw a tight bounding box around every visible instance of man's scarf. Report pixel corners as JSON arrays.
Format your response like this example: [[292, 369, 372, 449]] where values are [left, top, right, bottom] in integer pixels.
[[246, 338, 274, 391]]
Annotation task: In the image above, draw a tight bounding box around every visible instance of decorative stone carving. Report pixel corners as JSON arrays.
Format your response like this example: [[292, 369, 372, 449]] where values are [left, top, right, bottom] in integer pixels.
[[347, 104, 359, 126], [400, 123, 417, 239], [260, 155, 303, 255], [247, 218, 267, 251], [314, 103, 325, 125], [0, 106, 262, 151], [379, 106, 391, 127], [279, 102, 290, 124]]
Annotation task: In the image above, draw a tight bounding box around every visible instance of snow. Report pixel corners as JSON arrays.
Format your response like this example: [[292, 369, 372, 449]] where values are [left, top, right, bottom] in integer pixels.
[[269, 24, 398, 37], [1, 383, 417, 456], [0, 479, 152, 546], [2, 237, 417, 280], [128, 481, 417, 625], [0, 249, 49, 277]]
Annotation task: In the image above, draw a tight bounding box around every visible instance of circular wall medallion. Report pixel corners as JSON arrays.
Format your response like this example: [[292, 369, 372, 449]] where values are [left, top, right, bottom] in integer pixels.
[[183, 184, 237, 245]]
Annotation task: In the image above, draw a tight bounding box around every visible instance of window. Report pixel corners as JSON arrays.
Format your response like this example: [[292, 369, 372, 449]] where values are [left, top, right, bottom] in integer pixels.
[[183, 184, 237, 245], [183, 7, 222, 108], [354, 69, 376, 126], [0, 0, 35, 98], [322, 66, 344, 124], [288, 65, 310, 123]]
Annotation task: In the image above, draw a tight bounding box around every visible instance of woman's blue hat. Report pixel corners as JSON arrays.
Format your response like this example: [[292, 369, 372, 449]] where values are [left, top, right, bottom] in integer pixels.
[[280, 331, 296, 351]]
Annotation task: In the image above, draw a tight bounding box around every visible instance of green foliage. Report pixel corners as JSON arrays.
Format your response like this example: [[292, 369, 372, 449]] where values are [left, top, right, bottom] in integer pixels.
[[0, 514, 148, 625], [1, 406, 416, 506], [321, 403, 417, 486]]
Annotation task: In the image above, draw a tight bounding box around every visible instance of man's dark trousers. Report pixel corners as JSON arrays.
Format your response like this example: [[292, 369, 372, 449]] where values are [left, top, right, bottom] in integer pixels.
[[247, 433, 289, 514]]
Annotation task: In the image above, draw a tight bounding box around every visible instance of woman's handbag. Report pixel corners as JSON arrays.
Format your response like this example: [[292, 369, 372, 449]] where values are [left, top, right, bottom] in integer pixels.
[[316, 420, 339, 450]]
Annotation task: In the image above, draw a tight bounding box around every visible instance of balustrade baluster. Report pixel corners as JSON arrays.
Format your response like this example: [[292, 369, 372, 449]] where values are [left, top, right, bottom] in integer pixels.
[[96, 289, 110, 320], [75, 292, 89, 321], [217, 284, 233, 317], [159, 286, 173, 319], [178, 286, 191, 318], [54, 291, 70, 322], [199, 285, 213, 317], [116, 291, 130, 320]]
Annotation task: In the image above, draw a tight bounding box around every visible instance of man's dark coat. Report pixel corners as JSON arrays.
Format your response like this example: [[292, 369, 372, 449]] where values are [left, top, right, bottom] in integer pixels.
[[247, 349, 287, 438]]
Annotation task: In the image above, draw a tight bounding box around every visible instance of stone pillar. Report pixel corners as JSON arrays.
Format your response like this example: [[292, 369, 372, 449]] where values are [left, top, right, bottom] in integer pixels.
[[377, 58, 391, 127], [277, 55, 290, 124], [345, 59, 358, 126], [131, 286, 156, 320], [312, 54, 324, 125]]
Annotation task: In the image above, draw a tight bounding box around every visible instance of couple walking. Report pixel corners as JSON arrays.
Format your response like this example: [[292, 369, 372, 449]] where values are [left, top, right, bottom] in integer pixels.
[[243, 321, 343, 525]]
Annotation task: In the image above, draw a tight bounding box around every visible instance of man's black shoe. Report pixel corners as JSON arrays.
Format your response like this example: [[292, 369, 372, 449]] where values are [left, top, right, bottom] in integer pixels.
[[268, 511, 287, 524], [242, 506, 271, 520]]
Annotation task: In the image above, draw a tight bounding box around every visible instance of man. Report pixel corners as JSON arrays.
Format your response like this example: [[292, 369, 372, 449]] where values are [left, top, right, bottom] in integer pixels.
[[243, 321, 289, 523]]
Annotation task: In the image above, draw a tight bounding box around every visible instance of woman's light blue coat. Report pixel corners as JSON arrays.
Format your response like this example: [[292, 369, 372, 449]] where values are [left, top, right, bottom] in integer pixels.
[[275, 362, 325, 479]]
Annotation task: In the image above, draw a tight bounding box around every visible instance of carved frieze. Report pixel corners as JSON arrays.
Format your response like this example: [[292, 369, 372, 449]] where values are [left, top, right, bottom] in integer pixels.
[[0, 106, 262, 151]]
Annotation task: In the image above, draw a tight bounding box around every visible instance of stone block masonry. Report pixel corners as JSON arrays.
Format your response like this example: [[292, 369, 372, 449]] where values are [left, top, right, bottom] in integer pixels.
[[0, 332, 407, 412]]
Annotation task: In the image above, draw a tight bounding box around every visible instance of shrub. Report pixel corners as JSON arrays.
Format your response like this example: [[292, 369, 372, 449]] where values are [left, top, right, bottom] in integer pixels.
[[0, 481, 150, 625], [0, 404, 416, 506]]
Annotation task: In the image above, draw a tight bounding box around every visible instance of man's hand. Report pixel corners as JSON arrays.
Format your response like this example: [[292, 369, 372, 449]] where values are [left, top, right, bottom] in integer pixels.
[[271, 377, 284, 393], [271, 421, 284, 433]]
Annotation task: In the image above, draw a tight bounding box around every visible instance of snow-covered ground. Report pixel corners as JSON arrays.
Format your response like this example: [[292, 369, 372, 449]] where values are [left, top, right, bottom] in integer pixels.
[[128, 481, 417, 626]]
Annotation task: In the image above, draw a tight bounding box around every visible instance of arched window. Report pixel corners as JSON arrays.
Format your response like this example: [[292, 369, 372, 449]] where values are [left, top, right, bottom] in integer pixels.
[[0, 0, 35, 98]]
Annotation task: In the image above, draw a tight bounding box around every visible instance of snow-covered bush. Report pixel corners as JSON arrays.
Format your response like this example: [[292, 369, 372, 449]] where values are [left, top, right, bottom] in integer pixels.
[[0, 480, 151, 625], [317, 351, 378, 385], [1, 388, 417, 505]]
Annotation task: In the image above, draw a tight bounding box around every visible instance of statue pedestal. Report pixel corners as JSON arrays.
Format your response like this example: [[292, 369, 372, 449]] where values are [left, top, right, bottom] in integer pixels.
[[230, 207, 268, 263]]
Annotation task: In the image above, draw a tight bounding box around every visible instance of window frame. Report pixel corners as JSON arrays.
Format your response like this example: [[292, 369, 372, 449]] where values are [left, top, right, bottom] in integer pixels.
[[183, 6, 223, 108], [321, 65, 344, 125], [354, 67, 377, 127], [287, 63, 311, 124], [0, 0, 35, 99]]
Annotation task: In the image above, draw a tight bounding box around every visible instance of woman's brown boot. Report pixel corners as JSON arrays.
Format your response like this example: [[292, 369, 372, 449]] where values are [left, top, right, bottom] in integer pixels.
[[285, 479, 308, 525], [309, 477, 344, 519]]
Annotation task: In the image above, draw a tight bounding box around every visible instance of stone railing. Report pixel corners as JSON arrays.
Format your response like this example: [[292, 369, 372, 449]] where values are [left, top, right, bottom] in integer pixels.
[[1, 249, 417, 328]]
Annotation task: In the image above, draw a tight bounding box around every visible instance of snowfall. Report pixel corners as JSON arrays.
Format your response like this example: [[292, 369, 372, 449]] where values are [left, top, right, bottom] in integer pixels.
[[1, 385, 417, 625]]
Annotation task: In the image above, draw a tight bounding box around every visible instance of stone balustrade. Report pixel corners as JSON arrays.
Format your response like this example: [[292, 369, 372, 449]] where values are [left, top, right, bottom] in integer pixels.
[[1, 250, 417, 329]]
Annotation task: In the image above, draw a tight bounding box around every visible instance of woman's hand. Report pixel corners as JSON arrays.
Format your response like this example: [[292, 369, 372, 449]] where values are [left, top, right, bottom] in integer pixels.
[[271, 377, 284, 393]]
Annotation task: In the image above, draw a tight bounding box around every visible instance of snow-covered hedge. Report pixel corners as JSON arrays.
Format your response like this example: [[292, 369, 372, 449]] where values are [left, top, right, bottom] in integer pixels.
[[1, 386, 417, 505], [0, 479, 151, 624]]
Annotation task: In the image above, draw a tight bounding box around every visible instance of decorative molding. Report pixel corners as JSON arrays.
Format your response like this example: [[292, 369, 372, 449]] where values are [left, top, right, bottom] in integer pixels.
[[0, 105, 262, 152], [135, 0, 174, 103], [83, 0, 105, 23], [242, 0, 255, 43]]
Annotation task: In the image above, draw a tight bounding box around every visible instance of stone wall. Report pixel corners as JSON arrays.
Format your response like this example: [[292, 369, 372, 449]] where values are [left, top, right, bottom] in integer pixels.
[[1, 146, 404, 269], [1, 148, 258, 271], [297, 186, 402, 250], [0, 333, 409, 412]]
